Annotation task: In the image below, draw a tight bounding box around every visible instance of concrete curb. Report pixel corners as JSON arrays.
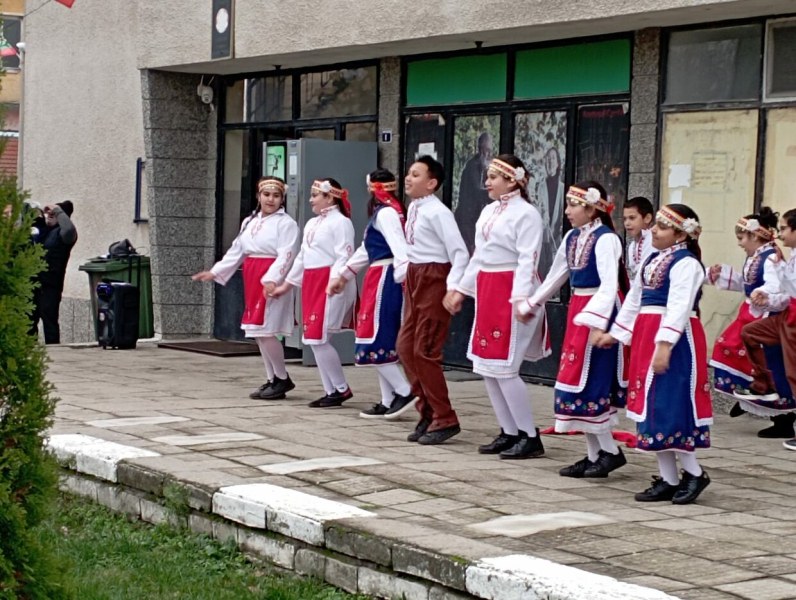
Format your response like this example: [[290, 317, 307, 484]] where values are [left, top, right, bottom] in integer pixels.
[[48, 434, 680, 600]]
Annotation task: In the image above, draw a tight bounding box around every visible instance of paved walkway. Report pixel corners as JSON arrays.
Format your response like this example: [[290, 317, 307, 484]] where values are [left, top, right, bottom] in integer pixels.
[[47, 343, 796, 600]]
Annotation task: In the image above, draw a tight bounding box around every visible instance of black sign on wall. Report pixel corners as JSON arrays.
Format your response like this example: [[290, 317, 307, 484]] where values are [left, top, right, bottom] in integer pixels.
[[211, 0, 233, 60]]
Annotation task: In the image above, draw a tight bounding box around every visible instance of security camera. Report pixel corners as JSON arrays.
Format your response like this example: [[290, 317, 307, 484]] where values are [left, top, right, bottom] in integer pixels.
[[197, 83, 213, 105]]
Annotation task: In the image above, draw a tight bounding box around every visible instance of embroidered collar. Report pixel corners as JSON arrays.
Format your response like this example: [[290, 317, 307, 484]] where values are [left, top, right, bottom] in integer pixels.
[[652, 241, 687, 260], [499, 189, 522, 203], [753, 241, 776, 257], [578, 219, 602, 236], [319, 205, 339, 217], [410, 194, 438, 208]]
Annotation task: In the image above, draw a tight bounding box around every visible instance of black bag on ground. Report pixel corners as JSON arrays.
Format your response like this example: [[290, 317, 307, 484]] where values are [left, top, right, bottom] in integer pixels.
[[108, 239, 137, 258], [97, 281, 139, 349]]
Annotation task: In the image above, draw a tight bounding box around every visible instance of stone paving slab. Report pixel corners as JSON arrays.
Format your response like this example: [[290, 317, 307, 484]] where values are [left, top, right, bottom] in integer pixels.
[[46, 343, 796, 599]]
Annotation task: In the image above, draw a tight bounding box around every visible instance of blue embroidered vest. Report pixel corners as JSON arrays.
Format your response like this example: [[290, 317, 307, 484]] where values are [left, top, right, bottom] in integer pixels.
[[566, 225, 615, 288], [363, 206, 394, 262], [640, 248, 702, 310], [743, 247, 776, 297]]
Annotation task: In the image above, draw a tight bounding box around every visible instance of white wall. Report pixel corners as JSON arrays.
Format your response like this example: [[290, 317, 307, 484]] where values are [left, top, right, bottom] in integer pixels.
[[22, 0, 147, 301]]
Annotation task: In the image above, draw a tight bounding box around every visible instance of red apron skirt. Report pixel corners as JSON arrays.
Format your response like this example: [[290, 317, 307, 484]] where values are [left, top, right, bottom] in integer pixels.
[[241, 256, 275, 326]]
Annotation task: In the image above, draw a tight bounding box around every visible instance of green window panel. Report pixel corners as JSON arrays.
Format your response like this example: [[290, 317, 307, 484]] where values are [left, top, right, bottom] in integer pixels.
[[515, 39, 631, 100], [406, 54, 507, 106]]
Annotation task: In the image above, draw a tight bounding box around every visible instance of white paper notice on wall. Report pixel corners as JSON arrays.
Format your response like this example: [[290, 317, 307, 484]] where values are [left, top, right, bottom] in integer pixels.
[[668, 164, 692, 189], [289, 155, 298, 176], [417, 142, 437, 160], [669, 188, 684, 204]]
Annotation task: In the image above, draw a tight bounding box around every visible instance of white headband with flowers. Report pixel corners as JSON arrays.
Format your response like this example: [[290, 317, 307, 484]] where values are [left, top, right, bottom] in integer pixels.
[[487, 159, 526, 183]]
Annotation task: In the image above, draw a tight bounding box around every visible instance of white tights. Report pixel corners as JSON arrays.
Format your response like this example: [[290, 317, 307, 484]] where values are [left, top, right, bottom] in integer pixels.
[[311, 342, 348, 394], [483, 376, 537, 437], [584, 432, 620, 462], [375, 363, 412, 406], [657, 450, 702, 485], [255, 337, 287, 380]]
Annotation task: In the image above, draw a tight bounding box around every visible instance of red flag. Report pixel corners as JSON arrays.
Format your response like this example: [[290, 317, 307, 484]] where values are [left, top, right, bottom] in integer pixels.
[[55, 0, 75, 7]]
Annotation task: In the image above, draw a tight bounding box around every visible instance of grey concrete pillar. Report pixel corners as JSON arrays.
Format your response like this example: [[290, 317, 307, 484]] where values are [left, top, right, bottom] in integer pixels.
[[628, 28, 661, 205], [141, 70, 217, 338], [377, 57, 402, 176]]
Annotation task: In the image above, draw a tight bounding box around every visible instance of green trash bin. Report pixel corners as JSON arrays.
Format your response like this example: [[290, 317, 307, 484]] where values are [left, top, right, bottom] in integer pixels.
[[78, 255, 154, 339]]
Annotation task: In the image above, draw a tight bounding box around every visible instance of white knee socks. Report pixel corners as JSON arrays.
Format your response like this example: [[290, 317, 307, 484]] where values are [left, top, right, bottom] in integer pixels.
[[678, 452, 703, 477], [256, 337, 287, 379], [484, 377, 518, 435], [311, 343, 348, 394], [496, 376, 536, 436], [585, 434, 601, 462], [376, 363, 411, 401], [596, 432, 620, 455], [657, 451, 680, 485]]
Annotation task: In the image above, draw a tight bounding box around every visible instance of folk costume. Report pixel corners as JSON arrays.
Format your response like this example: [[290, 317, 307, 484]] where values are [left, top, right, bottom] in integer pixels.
[[710, 218, 788, 416], [285, 180, 357, 406], [519, 185, 627, 477], [610, 206, 711, 504], [738, 242, 796, 421], [397, 190, 468, 444], [210, 179, 299, 398], [456, 159, 550, 458], [341, 178, 414, 418], [626, 228, 653, 282]]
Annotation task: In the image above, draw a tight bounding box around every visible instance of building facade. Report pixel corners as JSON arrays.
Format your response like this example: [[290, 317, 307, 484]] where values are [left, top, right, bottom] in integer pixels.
[[19, 0, 796, 379]]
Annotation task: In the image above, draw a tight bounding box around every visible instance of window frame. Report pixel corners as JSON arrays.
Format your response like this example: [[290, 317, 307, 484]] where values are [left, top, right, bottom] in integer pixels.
[[763, 17, 796, 103]]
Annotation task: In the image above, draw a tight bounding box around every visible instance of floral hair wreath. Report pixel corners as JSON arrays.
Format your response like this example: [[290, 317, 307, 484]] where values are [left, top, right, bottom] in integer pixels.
[[487, 159, 526, 184], [566, 185, 614, 213], [258, 179, 287, 194], [736, 217, 775, 241], [656, 205, 702, 239], [365, 174, 397, 193]]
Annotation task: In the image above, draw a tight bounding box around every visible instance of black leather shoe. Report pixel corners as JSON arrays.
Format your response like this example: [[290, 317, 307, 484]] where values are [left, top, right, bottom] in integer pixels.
[[729, 401, 746, 418], [418, 424, 461, 445], [634, 476, 678, 502], [559, 456, 594, 478], [672, 470, 711, 505], [407, 418, 431, 442], [249, 382, 272, 399], [478, 430, 519, 454], [307, 387, 353, 408], [384, 392, 418, 420], [583, 449, 627, 478], [259, 375, 295, 400], [500, 429, 545, 459], [757, 413, 796, 438]]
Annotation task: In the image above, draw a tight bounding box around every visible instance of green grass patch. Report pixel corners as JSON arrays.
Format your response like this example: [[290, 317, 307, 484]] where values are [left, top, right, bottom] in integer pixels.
[[36, 494, 368, 600]]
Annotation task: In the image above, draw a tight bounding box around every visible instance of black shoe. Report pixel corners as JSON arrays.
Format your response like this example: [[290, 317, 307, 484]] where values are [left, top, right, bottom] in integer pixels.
[[672, 470, 711, 505], [729, 401, 747, 418], [757, 413, 796, 438], [478, 430, 519, 454], [559, 456, 594, 478], [634, 476, 678, 502], [383, 393, 418, 420], [583, 449, 627, 478], [307, 387, 353, 408], [259, 375, 295, 400], [359, 403, 389, 419], [249, 381, 272, 399], [418, 424, 461, 445], [500, 429, 545, 459], [733, 387, 779, 401], [407, 418, 431, 442]]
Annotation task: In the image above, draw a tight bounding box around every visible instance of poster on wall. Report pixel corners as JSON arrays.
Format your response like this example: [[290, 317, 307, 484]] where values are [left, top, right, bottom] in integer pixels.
[[404, 113, 446, 194], [575, 103, 630, 234], [514, 111, 568, 280], [451, 114, 501, 253], [764, 107, 796, 220]]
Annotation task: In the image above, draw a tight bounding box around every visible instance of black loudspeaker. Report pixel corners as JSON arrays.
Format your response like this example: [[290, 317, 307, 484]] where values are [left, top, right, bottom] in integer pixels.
[[97, 281, 139, 349]]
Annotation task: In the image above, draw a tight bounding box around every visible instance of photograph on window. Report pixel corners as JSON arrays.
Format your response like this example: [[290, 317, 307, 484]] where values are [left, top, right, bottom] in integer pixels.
[[514, 111, 567, 280], [452, 114, 501, 254], [575, 103, 630, 234]]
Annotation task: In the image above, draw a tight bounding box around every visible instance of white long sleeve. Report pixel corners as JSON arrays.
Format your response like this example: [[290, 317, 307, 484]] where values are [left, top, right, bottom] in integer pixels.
[[342, 207, 408, 283], [405, 194, 468, 290], [609, 269, 643, 345], [210, 210, 298, 286], [519, 229, 573, 314], [655, 258, 706, 345], [285, 207, 354, 287], [762, 254, 795, 312], [711, 264, 743, 291], [572, 234, 622, 331]]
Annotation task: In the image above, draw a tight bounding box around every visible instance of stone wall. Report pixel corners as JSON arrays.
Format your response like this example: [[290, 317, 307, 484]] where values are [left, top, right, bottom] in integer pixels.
[[141, 71, 217, 338], [628, 29, 661, 204]]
